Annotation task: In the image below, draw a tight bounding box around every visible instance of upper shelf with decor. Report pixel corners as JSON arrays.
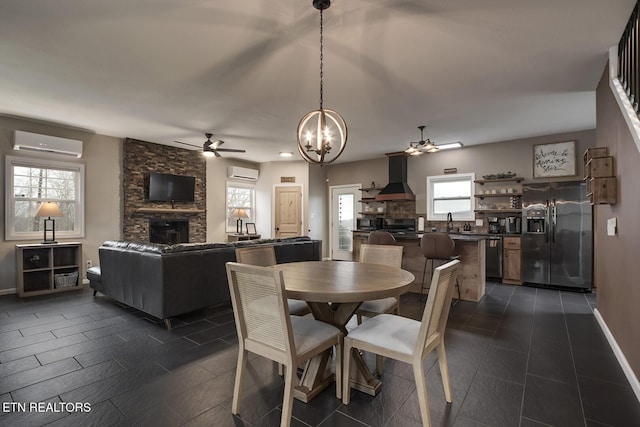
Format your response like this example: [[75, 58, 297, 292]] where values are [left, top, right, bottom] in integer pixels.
[[474, 177, 524, 185]]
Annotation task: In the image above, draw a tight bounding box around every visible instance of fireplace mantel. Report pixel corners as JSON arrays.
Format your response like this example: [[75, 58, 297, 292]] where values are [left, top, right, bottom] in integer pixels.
[[136, 208, 205, 214]]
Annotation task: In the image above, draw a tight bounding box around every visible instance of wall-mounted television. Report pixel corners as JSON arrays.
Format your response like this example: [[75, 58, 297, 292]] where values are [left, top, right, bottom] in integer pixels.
[[148, 172, 196, 202]]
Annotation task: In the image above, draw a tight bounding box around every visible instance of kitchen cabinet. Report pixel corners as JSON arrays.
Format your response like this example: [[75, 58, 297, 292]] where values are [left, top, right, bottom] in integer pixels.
[[359, 187, 385, 216], [502, 236, 521, 285], [16, 242, 83, 297], [474, 177, 524, 214]]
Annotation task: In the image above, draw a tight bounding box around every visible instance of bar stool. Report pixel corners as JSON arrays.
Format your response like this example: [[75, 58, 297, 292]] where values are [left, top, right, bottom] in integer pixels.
[[367, 230, 396, 245], [419, 233, 461, 304]]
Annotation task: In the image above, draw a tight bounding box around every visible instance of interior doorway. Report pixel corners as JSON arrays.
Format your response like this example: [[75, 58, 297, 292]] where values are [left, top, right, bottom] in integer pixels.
[[274, 185, 302, 238], [330, 184, 360, 260]]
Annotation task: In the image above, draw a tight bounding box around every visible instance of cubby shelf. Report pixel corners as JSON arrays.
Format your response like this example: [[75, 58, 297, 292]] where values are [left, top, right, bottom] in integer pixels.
[[16, 242, 83, 297]]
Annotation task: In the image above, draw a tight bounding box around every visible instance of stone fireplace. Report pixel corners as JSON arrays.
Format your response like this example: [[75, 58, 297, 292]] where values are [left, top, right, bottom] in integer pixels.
[[149, 219, 189, 244], [122, 138, 206, 243]]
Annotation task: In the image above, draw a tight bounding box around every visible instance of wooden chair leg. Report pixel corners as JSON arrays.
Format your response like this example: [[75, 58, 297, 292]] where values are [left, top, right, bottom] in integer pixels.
[[232, 349, 248, 414], [437, 343, 452, 403], [335, 340, 342, 399], [342, 339, 354, 404], [413, 361, 432, 427], [281, 362, 296, 427]]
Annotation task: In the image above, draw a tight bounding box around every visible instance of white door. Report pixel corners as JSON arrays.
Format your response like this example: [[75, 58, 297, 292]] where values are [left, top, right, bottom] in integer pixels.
[[330, 185, 360, 260]]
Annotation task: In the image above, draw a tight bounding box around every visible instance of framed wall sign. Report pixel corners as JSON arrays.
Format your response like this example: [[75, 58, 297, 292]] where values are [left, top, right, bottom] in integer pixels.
[[533, 141, 576, 178]]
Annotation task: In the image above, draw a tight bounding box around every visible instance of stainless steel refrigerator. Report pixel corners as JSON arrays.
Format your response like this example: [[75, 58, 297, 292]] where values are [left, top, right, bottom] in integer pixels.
[[521, 181, 592, 290]]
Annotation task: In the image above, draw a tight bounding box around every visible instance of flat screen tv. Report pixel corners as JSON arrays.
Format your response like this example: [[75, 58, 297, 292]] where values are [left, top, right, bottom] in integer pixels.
[[148, 172, 196, 202]]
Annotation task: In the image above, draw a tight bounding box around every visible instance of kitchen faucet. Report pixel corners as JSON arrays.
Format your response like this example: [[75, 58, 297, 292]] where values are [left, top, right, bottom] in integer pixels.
[[446, 212, 453, 232]]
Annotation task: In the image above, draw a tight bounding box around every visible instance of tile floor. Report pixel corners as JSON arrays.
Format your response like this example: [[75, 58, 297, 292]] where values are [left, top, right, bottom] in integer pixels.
[[1, 282, 639, 426]]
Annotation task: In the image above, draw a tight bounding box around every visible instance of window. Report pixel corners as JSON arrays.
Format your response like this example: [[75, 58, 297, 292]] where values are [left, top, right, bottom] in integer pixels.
[[5, 155, 85, 240], [426, 173, 475, 221], [226, 181, 255, 233]]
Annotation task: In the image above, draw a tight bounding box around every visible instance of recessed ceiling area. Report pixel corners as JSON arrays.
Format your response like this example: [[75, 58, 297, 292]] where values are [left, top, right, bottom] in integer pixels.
[[0, 0, 635, 163]]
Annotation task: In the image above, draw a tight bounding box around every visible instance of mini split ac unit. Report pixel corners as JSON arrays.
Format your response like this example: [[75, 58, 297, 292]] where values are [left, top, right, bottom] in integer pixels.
[[13, 130, 83, 158], [227, 166, 259, 181]]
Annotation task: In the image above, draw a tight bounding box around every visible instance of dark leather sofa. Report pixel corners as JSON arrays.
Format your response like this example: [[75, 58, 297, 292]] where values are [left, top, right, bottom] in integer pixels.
[[88, 237, 321, 328]]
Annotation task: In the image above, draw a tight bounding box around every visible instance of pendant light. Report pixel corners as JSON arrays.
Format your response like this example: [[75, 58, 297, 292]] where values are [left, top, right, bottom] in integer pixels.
[[297, 0, 348, 166]]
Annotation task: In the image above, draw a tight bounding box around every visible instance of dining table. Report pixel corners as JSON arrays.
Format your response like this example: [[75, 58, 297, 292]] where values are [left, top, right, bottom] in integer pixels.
[[276, 260, 415, 403]]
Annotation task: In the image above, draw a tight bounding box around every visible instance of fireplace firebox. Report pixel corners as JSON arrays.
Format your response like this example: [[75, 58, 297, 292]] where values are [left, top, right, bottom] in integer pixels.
[[149, 219, 189, 244]]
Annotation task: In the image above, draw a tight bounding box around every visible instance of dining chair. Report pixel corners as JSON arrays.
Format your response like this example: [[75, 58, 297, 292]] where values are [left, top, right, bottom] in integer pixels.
[[367, 230, 396, 245], [235, 246, 310, 316], [419, 233, 461, 304], [356, 243, 404, 322], [226, 262, 342, 427], [342, 259, 460, 427], [355, 243, 404, 375]]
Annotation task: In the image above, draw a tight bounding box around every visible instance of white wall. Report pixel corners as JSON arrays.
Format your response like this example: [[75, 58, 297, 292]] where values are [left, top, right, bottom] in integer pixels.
[[0, 116, 121, 293], [256, 161, 310, 239], [205, 157, 260, 242]]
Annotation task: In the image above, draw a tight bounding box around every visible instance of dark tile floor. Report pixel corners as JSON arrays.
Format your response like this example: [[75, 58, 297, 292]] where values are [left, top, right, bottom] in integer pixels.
[[1, 282, 639, 426]]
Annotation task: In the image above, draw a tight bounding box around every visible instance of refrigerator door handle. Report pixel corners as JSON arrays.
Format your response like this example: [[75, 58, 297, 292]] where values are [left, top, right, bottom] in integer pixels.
[[545, 199, 550, 243], [551, 199, 557, 243]]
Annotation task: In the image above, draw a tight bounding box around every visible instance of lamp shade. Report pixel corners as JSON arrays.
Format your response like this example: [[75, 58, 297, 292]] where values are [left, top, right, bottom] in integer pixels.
[[36, 202, 63, 218], [230, 208, 249, 219]]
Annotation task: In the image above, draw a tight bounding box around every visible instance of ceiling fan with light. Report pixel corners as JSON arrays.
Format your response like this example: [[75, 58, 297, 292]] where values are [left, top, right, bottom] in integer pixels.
[[404, 125, 438, 155], [174, 133, 246, 158], [404, 125, 463, 155]]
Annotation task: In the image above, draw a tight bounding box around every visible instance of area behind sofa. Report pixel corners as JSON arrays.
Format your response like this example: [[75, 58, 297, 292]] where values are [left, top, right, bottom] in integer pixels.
[[89, 237, 321, 328]]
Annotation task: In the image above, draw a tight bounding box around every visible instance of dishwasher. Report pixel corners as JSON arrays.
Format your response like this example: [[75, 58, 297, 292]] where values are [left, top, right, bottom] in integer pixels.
[[485, 236, 503, 280]]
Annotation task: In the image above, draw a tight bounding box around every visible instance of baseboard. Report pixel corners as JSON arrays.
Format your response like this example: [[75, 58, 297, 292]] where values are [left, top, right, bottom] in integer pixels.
[[0, 288, 17, 296], [594, 308, 640, 403]]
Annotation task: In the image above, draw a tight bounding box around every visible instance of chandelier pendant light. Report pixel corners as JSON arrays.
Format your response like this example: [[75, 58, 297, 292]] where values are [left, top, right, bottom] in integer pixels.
[[297, 0, 348, 166]]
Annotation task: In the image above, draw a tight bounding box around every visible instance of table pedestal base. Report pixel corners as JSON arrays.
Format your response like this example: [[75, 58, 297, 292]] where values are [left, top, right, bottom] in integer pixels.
[[349, 348, 382, 396], [293, 301, 383, 402], [294, 353, 336, 403]]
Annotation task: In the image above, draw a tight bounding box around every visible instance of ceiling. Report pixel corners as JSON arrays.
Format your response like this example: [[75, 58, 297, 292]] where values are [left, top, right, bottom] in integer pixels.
[[0, 0, 635, 164]]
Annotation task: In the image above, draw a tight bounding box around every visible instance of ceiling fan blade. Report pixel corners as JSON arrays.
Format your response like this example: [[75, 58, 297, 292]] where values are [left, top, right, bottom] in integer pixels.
[[211, 140, 224, 149], [214, 148, 246, 153], [173, 140, 201, 149], [214, 150, 221, 158]]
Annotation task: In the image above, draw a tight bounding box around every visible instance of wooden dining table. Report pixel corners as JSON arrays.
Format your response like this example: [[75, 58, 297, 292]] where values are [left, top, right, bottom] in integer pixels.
[[276, 260, 415, 403]]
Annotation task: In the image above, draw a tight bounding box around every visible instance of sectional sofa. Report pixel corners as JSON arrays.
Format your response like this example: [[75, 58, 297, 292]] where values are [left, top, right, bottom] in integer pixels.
[[88, 237, 322, 328]]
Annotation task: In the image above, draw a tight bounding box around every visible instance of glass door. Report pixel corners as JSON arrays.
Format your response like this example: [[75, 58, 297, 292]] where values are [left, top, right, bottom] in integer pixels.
[[330, 185, 359, 260]]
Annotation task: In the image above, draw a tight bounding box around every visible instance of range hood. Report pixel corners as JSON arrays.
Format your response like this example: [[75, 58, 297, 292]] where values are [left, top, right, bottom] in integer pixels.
[[375, 153, 416, 201]]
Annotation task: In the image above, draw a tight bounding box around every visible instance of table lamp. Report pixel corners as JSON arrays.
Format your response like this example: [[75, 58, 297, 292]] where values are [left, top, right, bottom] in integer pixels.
[[230, 208, 249, 235], [36, 202, 63, 244]]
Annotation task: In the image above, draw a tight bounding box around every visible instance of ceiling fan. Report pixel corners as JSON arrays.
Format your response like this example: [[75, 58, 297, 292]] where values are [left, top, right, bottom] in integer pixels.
[[404, 125, 438, 156], [174, 133, 246, 158]]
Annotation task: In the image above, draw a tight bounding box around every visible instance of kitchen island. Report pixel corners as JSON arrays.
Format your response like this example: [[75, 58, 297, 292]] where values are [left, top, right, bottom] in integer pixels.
[[353, 232, 486, 302]]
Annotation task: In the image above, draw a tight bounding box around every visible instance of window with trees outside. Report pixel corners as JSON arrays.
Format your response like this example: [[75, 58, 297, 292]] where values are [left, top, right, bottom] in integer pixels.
[[226, 181, 255, 233], [426, 173, 475, 221], [5, 155, 85, 240]]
